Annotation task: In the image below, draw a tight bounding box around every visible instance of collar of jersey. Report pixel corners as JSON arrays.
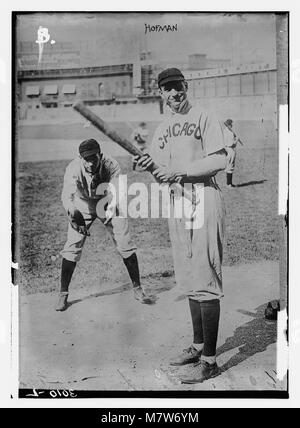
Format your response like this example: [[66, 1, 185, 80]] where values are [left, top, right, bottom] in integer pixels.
[[171, 99, 192, 115]]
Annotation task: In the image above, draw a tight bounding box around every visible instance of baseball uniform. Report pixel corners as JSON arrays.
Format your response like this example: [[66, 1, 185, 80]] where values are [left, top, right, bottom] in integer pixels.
[[223, 124, 237, 174], [61, 154, 136, 262], [150, 104, 226, 302]]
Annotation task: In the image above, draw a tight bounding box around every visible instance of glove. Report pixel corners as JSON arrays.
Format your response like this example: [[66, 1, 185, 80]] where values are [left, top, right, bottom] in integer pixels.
[[68, 208, 90, 236]]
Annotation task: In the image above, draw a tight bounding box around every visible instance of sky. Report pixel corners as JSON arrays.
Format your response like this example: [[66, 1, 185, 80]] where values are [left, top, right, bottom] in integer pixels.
[[16, 12, 276, 66]]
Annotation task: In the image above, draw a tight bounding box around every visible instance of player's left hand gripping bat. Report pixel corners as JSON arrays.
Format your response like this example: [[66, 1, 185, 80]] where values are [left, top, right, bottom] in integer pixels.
[[73, 102, 192, 201]]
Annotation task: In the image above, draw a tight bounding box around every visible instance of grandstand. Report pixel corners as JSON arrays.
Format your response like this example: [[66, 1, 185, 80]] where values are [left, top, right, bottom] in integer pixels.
[[17, 40, 277, 159]]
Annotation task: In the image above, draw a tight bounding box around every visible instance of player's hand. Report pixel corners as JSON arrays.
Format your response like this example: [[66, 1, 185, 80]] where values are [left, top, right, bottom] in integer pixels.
[[134, 153, 154, 171], [68, 208, 90, 236], [103, 202, 117, 225], [153, 166, 186, 184]]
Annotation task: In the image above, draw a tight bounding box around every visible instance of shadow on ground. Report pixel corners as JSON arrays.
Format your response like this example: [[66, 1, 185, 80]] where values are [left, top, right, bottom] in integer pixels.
[[67, 270, 176, 308], [235, 179, 267, 188], [67, 283, 132, 307], [217, 302, 277, 373]]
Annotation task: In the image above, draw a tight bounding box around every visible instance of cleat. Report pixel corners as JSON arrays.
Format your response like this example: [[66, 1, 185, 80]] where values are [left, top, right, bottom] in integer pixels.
[[133, 286, 156, 304], [169, 345, 202, 366], [55, 292, 69, 311], [179, 360, 220, 384]]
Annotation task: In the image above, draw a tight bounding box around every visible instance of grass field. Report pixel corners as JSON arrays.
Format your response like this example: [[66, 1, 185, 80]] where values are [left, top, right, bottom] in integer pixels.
[[17, 145, 279, 295]]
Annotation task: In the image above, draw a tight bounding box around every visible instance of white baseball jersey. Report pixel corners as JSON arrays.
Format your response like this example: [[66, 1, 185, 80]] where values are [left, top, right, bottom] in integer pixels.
[[150, 104, 226, 301], [61, 154, 136, 262], [61, 154, 120, 213], [150, 106, 225, 175], [223, 125, 237, 173]]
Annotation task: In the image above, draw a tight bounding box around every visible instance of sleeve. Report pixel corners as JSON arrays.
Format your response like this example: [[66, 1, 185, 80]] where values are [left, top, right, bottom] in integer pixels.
[[223, 126, 235, 148], [61, 162, 78, 213], [199, 112, 225, 156], [149, 122, 170, 167], [104, 156, 121, 181]]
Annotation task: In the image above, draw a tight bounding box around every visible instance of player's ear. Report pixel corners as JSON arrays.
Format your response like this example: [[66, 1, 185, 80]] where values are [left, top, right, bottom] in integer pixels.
[[183, 81, 188, 91]]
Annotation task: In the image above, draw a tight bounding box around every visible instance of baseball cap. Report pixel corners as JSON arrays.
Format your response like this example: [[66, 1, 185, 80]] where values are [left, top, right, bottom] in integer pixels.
[[157, 68, 185, 87], [79, 139, 100, 158], [225, 119, 233, 126]]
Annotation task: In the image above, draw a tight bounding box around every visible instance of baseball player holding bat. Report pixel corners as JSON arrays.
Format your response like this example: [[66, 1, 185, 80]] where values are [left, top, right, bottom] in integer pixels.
[[136, 68, 227, 384], [56, 138, 153, 311], [223, 119, 243, 187]]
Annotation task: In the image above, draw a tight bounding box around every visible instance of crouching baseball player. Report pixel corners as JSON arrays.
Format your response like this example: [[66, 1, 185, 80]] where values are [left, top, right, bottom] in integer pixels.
[[56, 138, 153, 311], [136, 68, 227, 383]]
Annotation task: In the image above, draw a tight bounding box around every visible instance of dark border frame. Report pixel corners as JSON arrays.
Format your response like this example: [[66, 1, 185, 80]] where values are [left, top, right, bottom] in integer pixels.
[[12, 11, 289, 400]]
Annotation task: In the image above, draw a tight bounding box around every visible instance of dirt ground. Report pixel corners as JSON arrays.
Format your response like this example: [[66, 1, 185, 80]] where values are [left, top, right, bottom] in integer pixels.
[[17, 131, 286, 394], [19, 260, 286, 392]]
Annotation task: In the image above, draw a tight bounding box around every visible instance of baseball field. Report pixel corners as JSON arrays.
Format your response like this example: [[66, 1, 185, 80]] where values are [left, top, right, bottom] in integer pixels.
[[17, 122, 286, 393]]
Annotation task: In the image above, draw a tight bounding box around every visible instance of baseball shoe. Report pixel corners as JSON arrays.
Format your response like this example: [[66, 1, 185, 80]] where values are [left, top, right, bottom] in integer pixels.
[[55, 292, 69, 311], [133, 286, 155, 304], [169, 345, 202, 366], [227, 184, 234, 188], [179, 360, 220, 384]]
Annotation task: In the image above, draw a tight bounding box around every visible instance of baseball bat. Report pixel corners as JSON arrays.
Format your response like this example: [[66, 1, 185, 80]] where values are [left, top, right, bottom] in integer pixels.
[[74, 101, 150, 161], [73, 101, 192, 201]]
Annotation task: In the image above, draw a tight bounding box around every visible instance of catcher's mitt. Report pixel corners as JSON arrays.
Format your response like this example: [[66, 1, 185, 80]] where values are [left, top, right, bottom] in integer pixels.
[[68, 209, 90, 236]]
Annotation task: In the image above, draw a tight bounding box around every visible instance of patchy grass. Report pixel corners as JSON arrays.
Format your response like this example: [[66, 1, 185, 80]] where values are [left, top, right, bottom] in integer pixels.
[[17, 146, 279, 295]]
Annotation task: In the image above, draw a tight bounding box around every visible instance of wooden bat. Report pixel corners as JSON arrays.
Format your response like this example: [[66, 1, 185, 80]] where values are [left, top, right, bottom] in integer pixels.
[[74, 101, 147, 159], [73, 101, 193, 201]]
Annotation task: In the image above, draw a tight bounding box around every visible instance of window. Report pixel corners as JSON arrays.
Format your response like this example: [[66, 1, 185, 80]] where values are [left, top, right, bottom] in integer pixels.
[[25, 86, 40, 97], [44, 85, 58, 95], [62, 84, 76, 94]]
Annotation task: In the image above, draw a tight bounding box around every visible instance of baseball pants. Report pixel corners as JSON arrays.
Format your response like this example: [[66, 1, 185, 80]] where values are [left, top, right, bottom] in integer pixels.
[[168, 184, 225, 302], [225, 148, 236, 174], [61, 198, 136, 262]]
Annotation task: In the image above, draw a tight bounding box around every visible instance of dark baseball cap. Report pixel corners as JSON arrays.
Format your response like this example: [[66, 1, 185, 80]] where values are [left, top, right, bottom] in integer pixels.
[[157, 68, 185, 87], [79, 139, 100, 158]]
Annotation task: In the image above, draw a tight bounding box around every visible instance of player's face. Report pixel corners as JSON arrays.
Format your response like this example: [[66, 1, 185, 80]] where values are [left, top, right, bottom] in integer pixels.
[[159, 80, 188, 112], [81, 153, 101, 173]]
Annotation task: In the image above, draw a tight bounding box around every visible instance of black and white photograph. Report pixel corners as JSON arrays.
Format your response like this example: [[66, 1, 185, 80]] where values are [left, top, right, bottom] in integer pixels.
[[12, 11, 289, 398]]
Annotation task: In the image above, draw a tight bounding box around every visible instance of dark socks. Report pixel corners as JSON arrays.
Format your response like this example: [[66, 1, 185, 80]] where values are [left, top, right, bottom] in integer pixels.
[[123, 253, 140, 287], [60, 258, 76, 293], [200, 299, 220, 357], [226, 173, 233, 185], [188, 298, 203, 344]]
